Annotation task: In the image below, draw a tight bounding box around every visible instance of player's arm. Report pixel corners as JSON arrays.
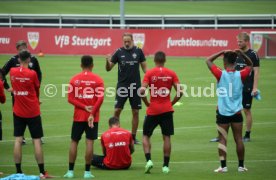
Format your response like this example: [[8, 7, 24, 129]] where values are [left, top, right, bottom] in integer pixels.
[[0, 81, 6, 104], [250, 51, 260, 96], [101, 138, 106, 156], [90, 82, 104, 117], [33, 72, 40, 99], [140, 82, 150, 107], [2, 58, 14, 91], [252, 66, 260, 95], [67, 82, 87, 110], [32, 57, 42, 84], [140, 61, 147, 73], [205, 50, 225, 70], [105, 54, 115, 71], [171, 82, 183, 106]]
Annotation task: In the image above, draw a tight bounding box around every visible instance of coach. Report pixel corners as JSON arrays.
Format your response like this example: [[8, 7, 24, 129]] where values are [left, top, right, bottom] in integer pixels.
[[105, 32, 147, 144]]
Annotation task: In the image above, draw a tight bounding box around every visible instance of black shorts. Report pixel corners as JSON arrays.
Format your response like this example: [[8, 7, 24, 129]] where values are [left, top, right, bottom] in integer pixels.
[[71, 122, 98, 141], [143, 112, 174, 137], [115, 86, 141, 109], [242, 91, 253, 109], [216, 111, 243, 124], [13, 114, 43, 139]]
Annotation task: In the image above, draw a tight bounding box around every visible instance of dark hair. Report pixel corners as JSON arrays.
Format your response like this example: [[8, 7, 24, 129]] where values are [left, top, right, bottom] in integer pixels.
[[122, 32, 133, 40], [81, 55, 93, 68], [16, 40, 27, 49], [108, 117, 120, 127], [224, 51, 237, 64], [154, 51, 166, 64], [19, 49, 31, 61]]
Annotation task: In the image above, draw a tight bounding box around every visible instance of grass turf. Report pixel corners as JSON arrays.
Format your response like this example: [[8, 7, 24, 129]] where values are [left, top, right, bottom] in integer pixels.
[[0, 1, 276, 14], [0, 55, 276, 179]]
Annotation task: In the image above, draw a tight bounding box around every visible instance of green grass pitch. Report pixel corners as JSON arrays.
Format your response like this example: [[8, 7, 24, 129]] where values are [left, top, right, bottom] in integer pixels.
[[0, 0, 276, 14], [0, 55, 276, 179]]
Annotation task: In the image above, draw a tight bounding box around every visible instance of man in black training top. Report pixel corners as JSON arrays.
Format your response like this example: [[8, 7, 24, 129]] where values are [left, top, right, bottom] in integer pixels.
[[1, 40, 42, 144], [106, 32, 147, 144], [210, 32, 260, 142]]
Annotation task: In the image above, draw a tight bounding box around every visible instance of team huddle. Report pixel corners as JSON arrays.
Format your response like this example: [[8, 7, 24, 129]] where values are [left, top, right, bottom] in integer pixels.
[[0, 32, 260, 178]]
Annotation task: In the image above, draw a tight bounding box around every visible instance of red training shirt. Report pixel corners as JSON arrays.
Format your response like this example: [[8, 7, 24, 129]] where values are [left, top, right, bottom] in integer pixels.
[[10, 66, 40, 118], [68, 70, 104, 122], [143, 67, 180, 115], [101, 127, 133, 169]]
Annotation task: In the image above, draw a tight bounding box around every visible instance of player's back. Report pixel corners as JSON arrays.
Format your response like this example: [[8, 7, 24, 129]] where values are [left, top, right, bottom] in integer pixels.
[[69, 71, 104, 122], [101, 127, 132, 169], [10, 67, 40, 118], [144, 67, 179, 115]]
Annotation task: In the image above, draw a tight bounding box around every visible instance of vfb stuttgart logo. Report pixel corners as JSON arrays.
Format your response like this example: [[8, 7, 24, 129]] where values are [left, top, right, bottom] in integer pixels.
[[27, 32, 39, 50], [133, 33, 145, 49]]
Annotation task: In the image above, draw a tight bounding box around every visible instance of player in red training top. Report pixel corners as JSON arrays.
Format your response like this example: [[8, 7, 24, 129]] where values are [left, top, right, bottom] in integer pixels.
[[0, 69, 6, 141], [92, 117, 134, 170], [10, 50, 51, 178], [140, 51, 183, 174], [64, 55, 104, 179]]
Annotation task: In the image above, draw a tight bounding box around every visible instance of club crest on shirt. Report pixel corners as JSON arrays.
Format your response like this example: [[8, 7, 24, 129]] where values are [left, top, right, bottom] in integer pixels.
[[28, 62, 33, 68], [27, 32, 39, 50], [133, 33, 145, 49], [132, 53, 137, 59], [252, 34, 263, 52], [151, 76, 157, 83]]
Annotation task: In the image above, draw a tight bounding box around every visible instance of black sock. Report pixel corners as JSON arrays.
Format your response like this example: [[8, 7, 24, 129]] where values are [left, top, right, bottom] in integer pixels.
[[15, 163, 22, 173], [85, 164, 91, 171], [132, 134, 136, 140], [245, 131, 251, 138], [239, 160, 244, 167], [69, 162, 75, 171], [145, 153, 151, 161], [163, 156, 170, 167], [220, 160, 226, 168], [38, 163, 45, 174]]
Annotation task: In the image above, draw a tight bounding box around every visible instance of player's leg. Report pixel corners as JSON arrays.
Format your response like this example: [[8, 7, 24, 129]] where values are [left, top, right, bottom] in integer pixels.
[[129, 91, 142, 144], [131, 109, 139, 144], [91, 154, 109, 169], [13, 114, 26, 173], [231, 113, 247, 172], [160, 112, 174, 173], [143, 115, 158, 173], [28, 115, 49, 177], [114, 87, 128, 118], [64, 122, 84, 178], [83, 122, 98, 178], [214, 112, 230, 173], [242, 91, 253, 141]]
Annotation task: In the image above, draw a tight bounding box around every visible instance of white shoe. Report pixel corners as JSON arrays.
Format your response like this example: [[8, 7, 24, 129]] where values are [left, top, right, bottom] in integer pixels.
[[238, 166, 248, 172], [214, 166, 228, 173]]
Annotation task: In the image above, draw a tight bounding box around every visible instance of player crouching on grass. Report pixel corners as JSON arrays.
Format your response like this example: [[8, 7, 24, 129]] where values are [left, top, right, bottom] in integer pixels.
[[64, 55, 104, 179], [140, 51, 183, 174], [206, 49, 253, 173]]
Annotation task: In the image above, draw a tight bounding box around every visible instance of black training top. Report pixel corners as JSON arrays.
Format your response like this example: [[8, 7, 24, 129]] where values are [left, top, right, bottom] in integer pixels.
[[2, 54, 42, 89], [235, 49, 260, 92], [111, 46, 146, 87]]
